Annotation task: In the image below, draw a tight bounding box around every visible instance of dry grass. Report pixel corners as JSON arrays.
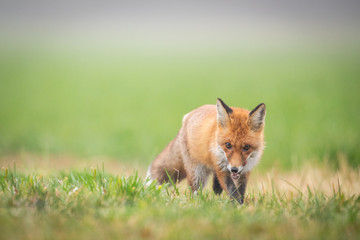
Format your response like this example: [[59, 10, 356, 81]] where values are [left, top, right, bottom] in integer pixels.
[[0, 153, 141, 176], [2, 153, 359, 197], [249, 160, 360, 198]]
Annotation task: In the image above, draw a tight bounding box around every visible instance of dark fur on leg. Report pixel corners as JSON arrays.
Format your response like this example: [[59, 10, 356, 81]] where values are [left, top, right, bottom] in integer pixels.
[[238, 174, 248, 203], [212, 174, 223, 195], [225, 176, 244, 204]]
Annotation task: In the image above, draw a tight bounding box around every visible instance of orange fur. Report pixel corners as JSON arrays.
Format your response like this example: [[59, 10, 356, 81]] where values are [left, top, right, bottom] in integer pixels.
[[147, 99, 266, 204]]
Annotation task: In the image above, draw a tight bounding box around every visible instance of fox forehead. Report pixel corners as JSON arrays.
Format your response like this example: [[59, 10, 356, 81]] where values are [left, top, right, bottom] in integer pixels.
[[229, 109, 251, 134], [218, 108, 263, 146]]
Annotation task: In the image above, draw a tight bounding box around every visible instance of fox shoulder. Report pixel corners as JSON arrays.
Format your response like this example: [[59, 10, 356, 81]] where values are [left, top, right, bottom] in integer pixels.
[[181, 105, 217, 133]]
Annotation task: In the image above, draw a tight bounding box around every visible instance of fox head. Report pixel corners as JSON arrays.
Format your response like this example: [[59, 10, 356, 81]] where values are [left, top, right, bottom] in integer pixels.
[[213, 98, 266, 180]]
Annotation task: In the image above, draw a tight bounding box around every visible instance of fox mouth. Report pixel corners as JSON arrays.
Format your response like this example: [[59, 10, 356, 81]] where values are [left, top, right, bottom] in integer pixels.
[[231, 172, 240, 180]]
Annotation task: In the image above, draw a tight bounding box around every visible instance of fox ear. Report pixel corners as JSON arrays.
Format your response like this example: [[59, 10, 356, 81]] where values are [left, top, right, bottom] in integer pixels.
[[248, 103, 266, 131], [216, 98, 233, 128]]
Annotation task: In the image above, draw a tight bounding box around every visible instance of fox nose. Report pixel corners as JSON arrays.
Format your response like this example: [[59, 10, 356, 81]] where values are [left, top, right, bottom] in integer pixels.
[[231, 167, 238, 173]]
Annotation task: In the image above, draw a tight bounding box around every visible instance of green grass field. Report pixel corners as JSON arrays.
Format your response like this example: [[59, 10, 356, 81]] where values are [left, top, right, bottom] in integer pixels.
[[1, 43, 360, 239], [1, 163, 359, 240]]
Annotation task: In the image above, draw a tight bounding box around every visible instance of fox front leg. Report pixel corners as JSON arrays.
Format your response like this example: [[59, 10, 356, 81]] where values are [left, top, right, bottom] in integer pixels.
[[225, 176, 245, 204], [212, 174, 223, 195], [216, 171, 244, 204], [235, 174, 248, 204], [236, 174, 248, 201], [186, 163, 212, 193]]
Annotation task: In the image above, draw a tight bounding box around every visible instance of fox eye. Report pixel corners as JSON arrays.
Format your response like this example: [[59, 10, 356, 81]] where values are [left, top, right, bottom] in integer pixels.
[[225, 142, 232, 149], [243, 144, 251, 151]]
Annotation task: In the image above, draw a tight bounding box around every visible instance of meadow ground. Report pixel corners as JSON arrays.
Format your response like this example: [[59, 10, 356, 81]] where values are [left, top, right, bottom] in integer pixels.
[[0, 43, 360, 239], [0, 154, 360, 240]]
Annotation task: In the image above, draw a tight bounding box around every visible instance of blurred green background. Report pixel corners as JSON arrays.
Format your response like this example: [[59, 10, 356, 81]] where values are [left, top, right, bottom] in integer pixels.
[[1, 1, 360, 170], [1, 45, 359, 170]]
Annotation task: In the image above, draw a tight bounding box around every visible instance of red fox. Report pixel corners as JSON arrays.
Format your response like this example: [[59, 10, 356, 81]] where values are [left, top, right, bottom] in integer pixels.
[[147, 98, 266, 204]]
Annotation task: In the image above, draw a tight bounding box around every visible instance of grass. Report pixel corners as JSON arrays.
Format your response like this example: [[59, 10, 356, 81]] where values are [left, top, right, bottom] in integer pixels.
[[0, 163, 359, 240]]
